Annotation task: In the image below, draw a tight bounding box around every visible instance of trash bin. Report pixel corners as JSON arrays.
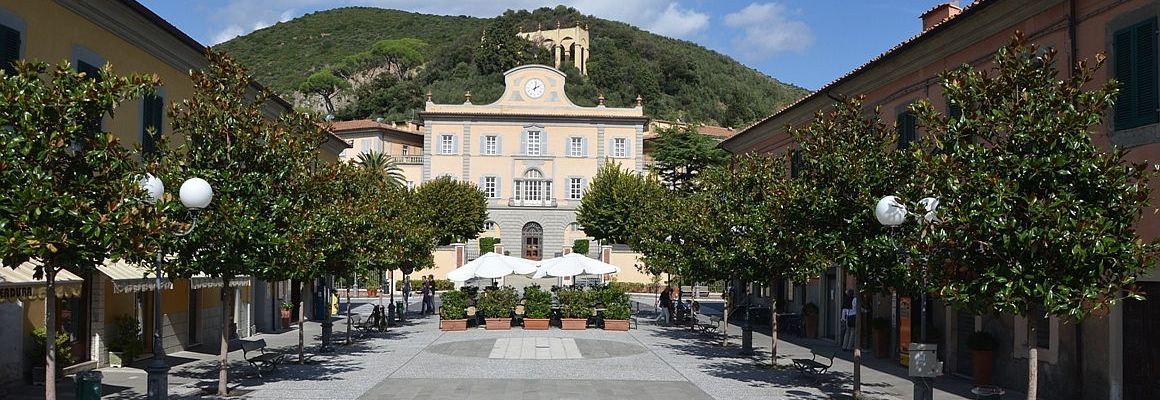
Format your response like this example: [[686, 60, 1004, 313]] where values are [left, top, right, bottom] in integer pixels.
[[75, 370, 102, 400], [395, 301, 405, 321]]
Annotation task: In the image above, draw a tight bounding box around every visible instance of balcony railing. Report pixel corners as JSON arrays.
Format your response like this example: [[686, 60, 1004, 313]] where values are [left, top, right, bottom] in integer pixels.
[[508, 198, 557, 207], [390, 155, 423, 165]]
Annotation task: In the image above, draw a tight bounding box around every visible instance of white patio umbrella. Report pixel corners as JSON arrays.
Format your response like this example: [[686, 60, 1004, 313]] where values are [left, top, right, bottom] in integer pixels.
[[446, 252, 538, 281], [532, 253, 621, 279]]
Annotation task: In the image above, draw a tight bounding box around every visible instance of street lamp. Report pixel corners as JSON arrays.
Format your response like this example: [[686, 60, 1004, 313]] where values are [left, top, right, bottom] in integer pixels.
[[140, 174, 212, 400], [874, 195, 941, 400]]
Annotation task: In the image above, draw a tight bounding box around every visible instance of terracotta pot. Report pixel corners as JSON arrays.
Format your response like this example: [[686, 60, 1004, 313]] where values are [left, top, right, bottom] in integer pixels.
[[280, 309, 292, 319], [524, 318, 550, 330], [367, 288, 378, 297], [603, 319, 629, 331], [485, 317, 512, 330], [804, 313, 818, 338], [280, 316, 291, 330], [561, 318, 587, 330], [440, 319, 467, 331], [873, 328, 890, 358], [972, 350, 994, 386]]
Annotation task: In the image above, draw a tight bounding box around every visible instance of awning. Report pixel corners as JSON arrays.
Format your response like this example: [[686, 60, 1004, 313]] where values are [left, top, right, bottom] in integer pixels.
[[98, 259, 171, 293], [191, 275, 252, 289], [1, 261, 84, 302]]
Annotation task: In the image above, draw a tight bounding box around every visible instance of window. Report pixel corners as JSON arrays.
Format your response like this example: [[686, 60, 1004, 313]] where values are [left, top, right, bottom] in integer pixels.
[[896, 111, 917, 150], [485, 221, 498, 231], [568, 177, 583, 199], [402, 145, 410, 156], [1, 23, 20, 75], [77, 60, 103, 134], [790, 149, 803, 178], [406, 181, 415, 190], [483, 135, 498, 155], [612, 138, 628, 158], [1113, 18, 1158, 130], [526, 131, 542, 156], [569, 137, 583, 157], [360, 139, 372, 154], [439, 134, 454, 155], [568, 222, 580, 232], [482, 176, 498, 198], [513, 169, 551, 205], [141, 94, 163, 156]]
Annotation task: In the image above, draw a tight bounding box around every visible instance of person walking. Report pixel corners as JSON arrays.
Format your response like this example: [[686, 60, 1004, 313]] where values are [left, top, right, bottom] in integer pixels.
[[841, 289, 857, 350], [402, 277, 412, 314], [424, 275, 436, 314], [656, 286, 672, 325], [420, 276, 432, 315]]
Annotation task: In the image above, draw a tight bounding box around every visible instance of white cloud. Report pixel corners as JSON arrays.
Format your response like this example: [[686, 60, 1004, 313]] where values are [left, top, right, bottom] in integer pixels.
[[199, 0, 712, 44], [724, 2, 813, 59]]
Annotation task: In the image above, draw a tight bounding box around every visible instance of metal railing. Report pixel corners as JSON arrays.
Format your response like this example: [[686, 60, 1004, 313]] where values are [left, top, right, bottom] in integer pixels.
[[390, 155, 423, 165]]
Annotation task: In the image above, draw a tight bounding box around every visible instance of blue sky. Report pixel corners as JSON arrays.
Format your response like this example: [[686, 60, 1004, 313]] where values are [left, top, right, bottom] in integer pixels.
[[138, 1, 949, 91]]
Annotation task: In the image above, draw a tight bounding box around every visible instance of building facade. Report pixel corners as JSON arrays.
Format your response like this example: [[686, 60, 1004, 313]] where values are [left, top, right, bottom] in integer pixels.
[[720, 1, 1159, 399], [0, 0, 347, 387]]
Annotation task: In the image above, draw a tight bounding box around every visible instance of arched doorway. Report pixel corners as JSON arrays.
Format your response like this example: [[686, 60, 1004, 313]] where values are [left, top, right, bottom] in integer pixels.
[[522, 222, 543, 260]]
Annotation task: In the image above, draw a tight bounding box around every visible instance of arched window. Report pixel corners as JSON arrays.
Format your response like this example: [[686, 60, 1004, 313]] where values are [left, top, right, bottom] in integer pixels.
[[521, 222, 544, 260], [513, 168, 552, 206]]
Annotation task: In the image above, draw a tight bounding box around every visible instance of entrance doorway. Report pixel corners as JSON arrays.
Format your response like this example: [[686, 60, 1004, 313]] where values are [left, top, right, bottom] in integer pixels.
[[521, 222, 543, 261], [1124, 282, 1160, 399]]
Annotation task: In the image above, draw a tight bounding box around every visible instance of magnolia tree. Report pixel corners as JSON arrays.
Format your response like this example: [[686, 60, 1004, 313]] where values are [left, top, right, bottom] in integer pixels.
[[412, 176, 487, 246], [789, 96, 910, 395], [0, 61, 158, 399], [910, 33, 1157, 398]]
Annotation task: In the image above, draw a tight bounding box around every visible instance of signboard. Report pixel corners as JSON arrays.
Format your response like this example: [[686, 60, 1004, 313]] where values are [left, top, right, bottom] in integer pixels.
[[899, 296, 912, 366]]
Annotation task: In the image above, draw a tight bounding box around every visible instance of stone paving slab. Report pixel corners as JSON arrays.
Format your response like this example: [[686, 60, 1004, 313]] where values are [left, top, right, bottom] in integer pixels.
[[357, 378, 714, 400]]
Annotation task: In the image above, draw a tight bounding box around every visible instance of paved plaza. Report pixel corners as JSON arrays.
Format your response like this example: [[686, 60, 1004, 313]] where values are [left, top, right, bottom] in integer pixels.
[[4, 296, 1000, 399]]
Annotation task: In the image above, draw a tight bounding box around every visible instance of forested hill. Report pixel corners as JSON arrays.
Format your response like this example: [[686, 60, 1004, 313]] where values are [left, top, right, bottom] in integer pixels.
[[216, 6, 809, 128]]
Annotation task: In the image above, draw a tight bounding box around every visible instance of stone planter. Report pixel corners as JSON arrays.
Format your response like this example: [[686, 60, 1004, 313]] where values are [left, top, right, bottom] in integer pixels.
[[485, 317, 512, 330], [108, 352, 124, 368], [524, 318, 550, 330], [561, 318, 587, 330], [603, 319, 629, 331], [440, 319, 467, 331]]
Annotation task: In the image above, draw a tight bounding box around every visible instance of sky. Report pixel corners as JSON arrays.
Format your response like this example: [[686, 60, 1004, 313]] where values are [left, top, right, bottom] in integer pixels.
[[136, 1, 951, 91]]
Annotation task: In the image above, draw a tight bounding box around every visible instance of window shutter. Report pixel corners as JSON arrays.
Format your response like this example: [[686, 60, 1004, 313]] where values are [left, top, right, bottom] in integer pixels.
[[625, 139, 632, 157], [78, 61, 103, 134], [479, 136, 486, 155], [581, 137, 589, 157], [479, 176, 486, 196], [790, 149, 802, 178], [1134, 19, 1158, 127], [1, 25, 19, 75], [495, 179, 503, 199], [496, 135, 503, 155], [452, 135, 459, 154], [608, 139, 614, 157], [897, 112, 915, 150], [520, 132, 528, 156], [581, 177, 588, 198], [1115, 27, 1137, 129], [142, 94, 163, 156], [436, 136, 444, 154]]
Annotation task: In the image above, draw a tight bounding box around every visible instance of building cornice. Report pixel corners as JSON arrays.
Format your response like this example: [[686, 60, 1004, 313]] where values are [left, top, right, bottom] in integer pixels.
[[420, 112, 649, 126]]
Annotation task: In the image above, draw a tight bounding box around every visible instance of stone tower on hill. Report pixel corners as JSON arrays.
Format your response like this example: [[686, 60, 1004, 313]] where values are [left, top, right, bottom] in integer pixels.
[[518, 21, 590, 76]]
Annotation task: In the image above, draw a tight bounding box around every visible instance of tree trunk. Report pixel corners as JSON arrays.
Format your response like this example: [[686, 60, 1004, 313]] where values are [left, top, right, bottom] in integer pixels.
[[1027, 314, 1038, 400], [218, 278, 232, 396], [722, 281, 730, 347], [298, 280, 305, 364], [345, 283, 352, 345], [853, 283, 864, 398], [45, 267, 57, 400], [769, 274, 778, 365]]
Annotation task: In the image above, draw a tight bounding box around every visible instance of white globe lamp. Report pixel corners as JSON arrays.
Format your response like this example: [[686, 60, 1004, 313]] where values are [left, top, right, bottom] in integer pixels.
[[179, 177, 213, 210], [139, 174, 164, 204], [875, 195, 907, 226]]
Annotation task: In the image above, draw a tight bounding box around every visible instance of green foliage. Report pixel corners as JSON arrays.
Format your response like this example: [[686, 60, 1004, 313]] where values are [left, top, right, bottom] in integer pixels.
[[571, 239, 589, 255], [334, 74, 423, 121], [30, 327, 71, 370], [967, 331, 997, 351], [438, 290, 468, 320], [649, 125, 729, 192], [413, 176, 488, 246], [910, 33, 1157, 319], [298, 68, 349, 114], [354, 151, 405, 189], [595, 285, 629, 309], [557, 287, 593, 318], [604, 301, 631, 320], [522, 285, 552, 319], [478, 237, 500, 254], [477, 286, 518, 318], [474, 14, 551, 75], [216, 6, 807, 128], [370, 38, 430, 79], [108, 314, 142, 360], [576, 162, 664, 245]]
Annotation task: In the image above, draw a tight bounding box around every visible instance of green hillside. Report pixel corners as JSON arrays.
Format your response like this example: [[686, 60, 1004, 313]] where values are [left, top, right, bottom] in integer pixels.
[[216, 6, 809, 128]]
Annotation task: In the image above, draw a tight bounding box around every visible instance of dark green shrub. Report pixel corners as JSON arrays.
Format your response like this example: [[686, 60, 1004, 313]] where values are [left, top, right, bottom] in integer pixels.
[[558, 287, 593, 318], [572, 239, 589, 255], [479, 237, 501, 254], [108, 314, 142, 361], [30, 327, 71, 371], [604, 302, 631, 320], [523, 285, 552, 319], [439, 290, 468, 320], [477, 287, 518, 319]]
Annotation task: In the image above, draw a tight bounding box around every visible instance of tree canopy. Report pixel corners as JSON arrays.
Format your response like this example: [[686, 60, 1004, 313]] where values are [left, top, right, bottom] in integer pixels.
[[648, 125, 729, 192], [412, 176, 488, 246]]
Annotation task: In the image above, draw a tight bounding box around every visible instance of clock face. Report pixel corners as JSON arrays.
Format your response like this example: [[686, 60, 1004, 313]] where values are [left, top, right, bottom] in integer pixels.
[[524, 78, 545, 99]]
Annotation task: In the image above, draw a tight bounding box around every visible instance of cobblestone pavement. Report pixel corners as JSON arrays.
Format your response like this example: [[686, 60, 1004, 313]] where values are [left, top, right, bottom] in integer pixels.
[[3, 294, 999, 399]]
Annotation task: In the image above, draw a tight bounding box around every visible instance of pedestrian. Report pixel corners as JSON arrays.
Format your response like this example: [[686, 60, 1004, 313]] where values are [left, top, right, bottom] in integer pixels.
[[402, 277, 412, 307], [656, 286, 672, 325], [841, 289, 857, 350], [420, 276, 432, 315], [424, 274, 437, 314]]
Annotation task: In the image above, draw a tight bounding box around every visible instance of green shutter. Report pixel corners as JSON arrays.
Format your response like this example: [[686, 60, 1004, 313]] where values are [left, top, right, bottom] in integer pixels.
[[897, 112, 916, 150], [1114, 18, 1158, 130], [78, 61, 103, 134], [790, 149, 802, 178], [142, 95, 163, 156], [1134, 19, 1157, 127], [1, 25, 19, 75]]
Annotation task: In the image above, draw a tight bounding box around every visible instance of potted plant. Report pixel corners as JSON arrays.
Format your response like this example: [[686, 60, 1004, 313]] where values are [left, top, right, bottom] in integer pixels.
[[279, 302, 293, 329], [478, 287, 518, 330], [523, 285, 552, 330], [872, 317, 891, 358], [803, 303, 819, 338], [968, 330, 998, 386], [107, 314, 141, 368], [558, 288, 592, 330], [439, 290, 469, 331], [603, 302, 631, 331], [30, 327, 72, 383]]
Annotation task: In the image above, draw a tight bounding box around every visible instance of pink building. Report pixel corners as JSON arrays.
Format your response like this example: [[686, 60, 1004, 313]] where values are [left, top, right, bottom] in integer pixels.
[[721, 1, 1158, 398]]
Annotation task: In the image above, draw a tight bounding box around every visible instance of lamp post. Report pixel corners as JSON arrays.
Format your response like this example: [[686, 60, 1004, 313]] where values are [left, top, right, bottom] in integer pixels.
[[874, 195, 941, 400], [140, 175, 213, 400]]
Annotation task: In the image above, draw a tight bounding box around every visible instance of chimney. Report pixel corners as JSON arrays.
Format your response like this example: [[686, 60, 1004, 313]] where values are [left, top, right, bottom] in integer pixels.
[[921, 2, 961, 31]]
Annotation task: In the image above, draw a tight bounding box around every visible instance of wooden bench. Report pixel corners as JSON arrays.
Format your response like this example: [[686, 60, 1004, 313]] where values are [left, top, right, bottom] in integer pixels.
[[241, 339, 285, 378], [792, 349, 836, 380]]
